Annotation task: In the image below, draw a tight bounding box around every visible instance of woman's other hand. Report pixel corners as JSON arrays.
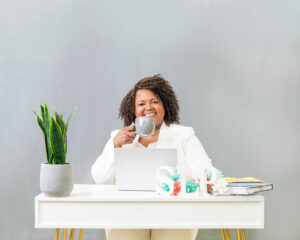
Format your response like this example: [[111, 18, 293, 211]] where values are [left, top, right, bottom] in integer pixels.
[[113, 122, 136, 148]]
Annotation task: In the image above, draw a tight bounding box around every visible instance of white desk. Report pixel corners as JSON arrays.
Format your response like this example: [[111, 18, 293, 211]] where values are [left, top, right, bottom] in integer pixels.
[[35, 184, 264, 239]]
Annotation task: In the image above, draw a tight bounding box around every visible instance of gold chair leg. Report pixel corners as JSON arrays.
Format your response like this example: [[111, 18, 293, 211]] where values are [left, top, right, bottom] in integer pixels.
[[241, 229, 246, 240], [69, 229, 75, 240], [220, 229, 226, 240], [63, 229, 68, 240], [54, 229, 60, 240], [225, 229, 231, 240], [237, 229, 241, 240], [78, 229, 84, 240]]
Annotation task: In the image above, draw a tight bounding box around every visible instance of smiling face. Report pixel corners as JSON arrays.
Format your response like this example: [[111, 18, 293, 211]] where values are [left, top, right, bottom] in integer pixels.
[[135, 89, 165, 129]]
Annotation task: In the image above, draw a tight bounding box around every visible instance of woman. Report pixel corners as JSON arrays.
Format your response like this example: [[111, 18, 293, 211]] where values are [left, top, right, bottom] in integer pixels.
[[91, 75, 213, 240]]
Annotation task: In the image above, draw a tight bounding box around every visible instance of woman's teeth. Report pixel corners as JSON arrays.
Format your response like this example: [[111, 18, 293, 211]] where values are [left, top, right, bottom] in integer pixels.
[[145, 113, 156, 117]]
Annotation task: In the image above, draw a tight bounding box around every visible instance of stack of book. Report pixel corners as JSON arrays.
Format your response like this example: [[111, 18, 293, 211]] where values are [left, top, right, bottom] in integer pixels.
[[224, 177, 273, 195]]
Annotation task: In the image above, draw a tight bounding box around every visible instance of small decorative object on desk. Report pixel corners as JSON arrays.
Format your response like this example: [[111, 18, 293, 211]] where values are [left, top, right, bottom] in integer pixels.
[[34, 103, 77, 197], [156, 167, 200, 196], [209, 169, 228, 195], [223, 177, 273, 195], [156, 166, 175, 196], [156, 165, 228, 196]]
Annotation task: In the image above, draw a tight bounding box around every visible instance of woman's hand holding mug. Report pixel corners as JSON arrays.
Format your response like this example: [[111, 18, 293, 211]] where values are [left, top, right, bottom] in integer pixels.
[[113, 123, 136, 148]]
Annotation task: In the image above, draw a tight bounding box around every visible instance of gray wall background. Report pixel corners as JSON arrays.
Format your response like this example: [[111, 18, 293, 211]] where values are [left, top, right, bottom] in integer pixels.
[[1, 0, 299, 239]]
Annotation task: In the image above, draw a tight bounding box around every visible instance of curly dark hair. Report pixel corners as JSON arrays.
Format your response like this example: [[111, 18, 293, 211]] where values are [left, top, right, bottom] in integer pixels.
[[119, 74, 180, 127]]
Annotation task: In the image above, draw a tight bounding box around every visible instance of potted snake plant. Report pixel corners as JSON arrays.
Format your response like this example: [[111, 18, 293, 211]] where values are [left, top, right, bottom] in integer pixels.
[[34, 103, 76, 197]]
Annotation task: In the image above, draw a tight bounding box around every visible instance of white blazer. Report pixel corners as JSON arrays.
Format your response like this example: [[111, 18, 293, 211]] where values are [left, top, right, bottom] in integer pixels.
[[91, 122, 213, 184]]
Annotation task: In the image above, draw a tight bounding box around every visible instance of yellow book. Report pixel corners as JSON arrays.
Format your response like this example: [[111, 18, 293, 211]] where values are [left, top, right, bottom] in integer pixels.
[[225, 177, 264, 183]]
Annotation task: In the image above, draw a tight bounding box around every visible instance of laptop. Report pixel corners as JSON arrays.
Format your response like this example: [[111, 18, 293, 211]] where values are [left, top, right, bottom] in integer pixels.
[[115, 148, 177, 191]]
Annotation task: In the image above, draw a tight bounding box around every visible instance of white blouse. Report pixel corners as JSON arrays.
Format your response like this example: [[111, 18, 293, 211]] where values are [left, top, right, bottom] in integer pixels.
[[137, 141, 158, 148]]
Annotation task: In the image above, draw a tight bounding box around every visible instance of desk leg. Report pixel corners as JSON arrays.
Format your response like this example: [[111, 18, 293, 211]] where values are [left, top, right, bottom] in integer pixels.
[[63, 229, 67, 240], [225, 229, 231, 240], [69, 229, 75, 240], [54, 229, 60, 240], [241, 229, 246, 240], [220, 229, 226, 240], [78, 229, 84, 240], [237, 229, 241, 240]]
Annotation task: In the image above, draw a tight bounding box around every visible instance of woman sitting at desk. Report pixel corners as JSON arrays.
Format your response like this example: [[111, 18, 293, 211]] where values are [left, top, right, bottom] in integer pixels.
[[91, 75, 213, 240]]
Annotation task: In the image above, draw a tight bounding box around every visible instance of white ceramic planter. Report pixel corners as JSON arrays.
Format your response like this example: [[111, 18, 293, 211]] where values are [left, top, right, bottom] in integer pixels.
[[40, 163, 74, 197]]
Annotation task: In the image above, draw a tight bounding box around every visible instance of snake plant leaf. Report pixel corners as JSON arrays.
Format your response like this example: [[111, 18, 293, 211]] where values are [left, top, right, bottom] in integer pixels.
[[50, 117, 65, 164], [63, 107, 77, 137], [64, 134, 68, 154], [63, 107, 77, 153], [49, 153, 54, 164], [54, 111, 65, 133], [40, 105, 45, 122], [34, 112, 50, 163], [43, 104, 52, 162], [61, 113, 67, 153], [34, 112, 46, 133]]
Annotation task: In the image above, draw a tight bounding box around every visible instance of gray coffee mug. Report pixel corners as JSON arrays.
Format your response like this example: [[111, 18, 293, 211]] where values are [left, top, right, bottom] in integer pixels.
[[134, 117, 156, 137]]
